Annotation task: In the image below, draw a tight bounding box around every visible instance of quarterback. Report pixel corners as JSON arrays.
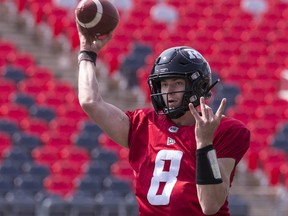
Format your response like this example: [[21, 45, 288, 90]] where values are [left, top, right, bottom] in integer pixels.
[[77, 26, 250, 215]]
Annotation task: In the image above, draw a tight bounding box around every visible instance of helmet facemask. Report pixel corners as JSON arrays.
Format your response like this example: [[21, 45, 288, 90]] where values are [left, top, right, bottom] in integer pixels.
[[149, 71, 213, 119]]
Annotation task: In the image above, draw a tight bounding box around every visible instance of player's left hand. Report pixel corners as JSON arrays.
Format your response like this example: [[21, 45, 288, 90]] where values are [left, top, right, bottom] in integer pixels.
[[189, 97, 226, 149]]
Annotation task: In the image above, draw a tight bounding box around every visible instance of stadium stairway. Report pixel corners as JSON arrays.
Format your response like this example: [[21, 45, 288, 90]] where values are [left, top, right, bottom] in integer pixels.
[[1, 2, 288, 216]]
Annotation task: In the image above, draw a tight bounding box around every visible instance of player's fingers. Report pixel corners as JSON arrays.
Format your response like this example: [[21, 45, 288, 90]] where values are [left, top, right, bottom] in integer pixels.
[[189, 103, 201, 121], [199, 97, 208, 120], [207, 106, 214, 120], [215, 98, 226, 119]]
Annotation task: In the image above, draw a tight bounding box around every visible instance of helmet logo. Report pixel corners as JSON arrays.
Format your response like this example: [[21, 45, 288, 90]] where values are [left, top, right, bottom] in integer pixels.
[[189, 95, 197, 102], [191, 72, 200, 80], [185, 49, 202, 60]]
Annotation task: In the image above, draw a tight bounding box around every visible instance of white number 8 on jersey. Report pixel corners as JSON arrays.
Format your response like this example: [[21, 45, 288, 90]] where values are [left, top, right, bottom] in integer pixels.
[[147, 150, 183, 205]]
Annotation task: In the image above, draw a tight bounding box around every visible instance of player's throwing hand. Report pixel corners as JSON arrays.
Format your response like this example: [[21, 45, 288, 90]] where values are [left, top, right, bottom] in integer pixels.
[[77, 23, 112, 53], [189, 97, 226, 149]]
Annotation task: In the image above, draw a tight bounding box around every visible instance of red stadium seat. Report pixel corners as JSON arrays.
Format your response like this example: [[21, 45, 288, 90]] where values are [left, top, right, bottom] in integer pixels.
[[0, 132, 12, 162], [20, 117, 49, 136], [56, 104, 88, 121], [32, 146, 60, 167], [0, 93, 10, 105], [49, 117, 79, 136], [98, 133, 123, 153], [43, 174, 76, 197], [45, 80, 75, 96], [111, 160, 134, 182], [46, 13, 70, 37], [26, 0, 53, 25], [18, 79, 49, 96], [0, 104, 29, 121], [50, 160, 85, 180], [7, 52, 35, 70], [41, 131, 73, 150], [0, 78, 17, 96], [0, 40, 17, 61], [36, 92, 64, 109], [59, 147, 90, 166], [24, 65, 54, 82]]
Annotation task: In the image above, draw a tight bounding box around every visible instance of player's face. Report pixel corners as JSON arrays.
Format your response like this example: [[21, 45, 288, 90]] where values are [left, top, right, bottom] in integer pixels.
[[160, 78, 186, 109]]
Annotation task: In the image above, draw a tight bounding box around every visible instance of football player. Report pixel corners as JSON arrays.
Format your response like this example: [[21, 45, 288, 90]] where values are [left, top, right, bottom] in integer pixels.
[[77, 28, 250, 215]]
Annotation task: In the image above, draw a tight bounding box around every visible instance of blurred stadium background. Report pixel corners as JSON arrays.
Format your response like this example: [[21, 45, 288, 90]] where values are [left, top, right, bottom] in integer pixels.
[[0, 0, 288, 215]]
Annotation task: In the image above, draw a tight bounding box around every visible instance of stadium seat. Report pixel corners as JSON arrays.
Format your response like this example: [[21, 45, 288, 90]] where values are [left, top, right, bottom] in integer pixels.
[[38, 194, 70, 216], [0, 93, 10, 106], [0, 103, 29, 122], [36, 92, 65, 109], [50, 160, 85, 180], [11, 92, 35, 108], [91, 148, 119, 167], [41, 131, 72, 150], [49, 117, 79, 136], [43, 174, 76, 197], [111, 159, 134, 182], [98, 133, 123, 152], [210, 83, 240, 113], [29, 105, 56, 122], [95, 190, 127, 216], [59, 146, 90, 166], [0, 78, 17, 96], [0, 118, 19, 135], [103, 176, 133, 197], [0, 176, 14, 196], [73, 131, 100, 151], [85, 161, 111, 181], [7, 52, 35, 70], [14, 174, 44, 195], [258, 147, 287, 185], [44, 6, 68, 37], [0, 132, 12, 160], [56, 104, 88, 121], [24, 65, 54, 82], [25, 0, 46, 25], [75, 176, 103, 197], [18, 79, 49, 96], [22, 162, 50, 181], [12, 131, 42, 150], [20, 117, 49, 136], [3, 66, 27, 83], [78, 120, 103, 136], [46, 79, 74, 95], [5, 190, 36, 216], [68, 191, 98, 216], [0, 161, 22, 179], [3, 147, 32, 167], [271, 130, 288, 153], [32, 146, 60, 167], [84, 161, 111, 181]]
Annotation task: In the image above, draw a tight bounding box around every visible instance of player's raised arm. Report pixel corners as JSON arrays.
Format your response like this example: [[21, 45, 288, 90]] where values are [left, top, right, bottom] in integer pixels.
[[76, 24, 130, 148]]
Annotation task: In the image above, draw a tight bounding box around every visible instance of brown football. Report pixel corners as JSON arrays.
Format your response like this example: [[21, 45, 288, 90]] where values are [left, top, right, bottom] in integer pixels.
[[75, 0, 119, 37]]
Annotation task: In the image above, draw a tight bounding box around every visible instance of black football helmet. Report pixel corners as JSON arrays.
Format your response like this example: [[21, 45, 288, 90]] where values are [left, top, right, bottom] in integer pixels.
[[148, 46, 218, 119]]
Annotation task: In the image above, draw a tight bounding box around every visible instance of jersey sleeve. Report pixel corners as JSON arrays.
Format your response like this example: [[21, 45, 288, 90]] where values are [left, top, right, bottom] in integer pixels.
[[214, 117, 250, 165]]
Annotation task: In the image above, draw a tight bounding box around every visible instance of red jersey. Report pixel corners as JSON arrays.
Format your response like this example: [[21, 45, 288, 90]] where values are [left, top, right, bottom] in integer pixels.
[[126, 108, 250, 216]]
